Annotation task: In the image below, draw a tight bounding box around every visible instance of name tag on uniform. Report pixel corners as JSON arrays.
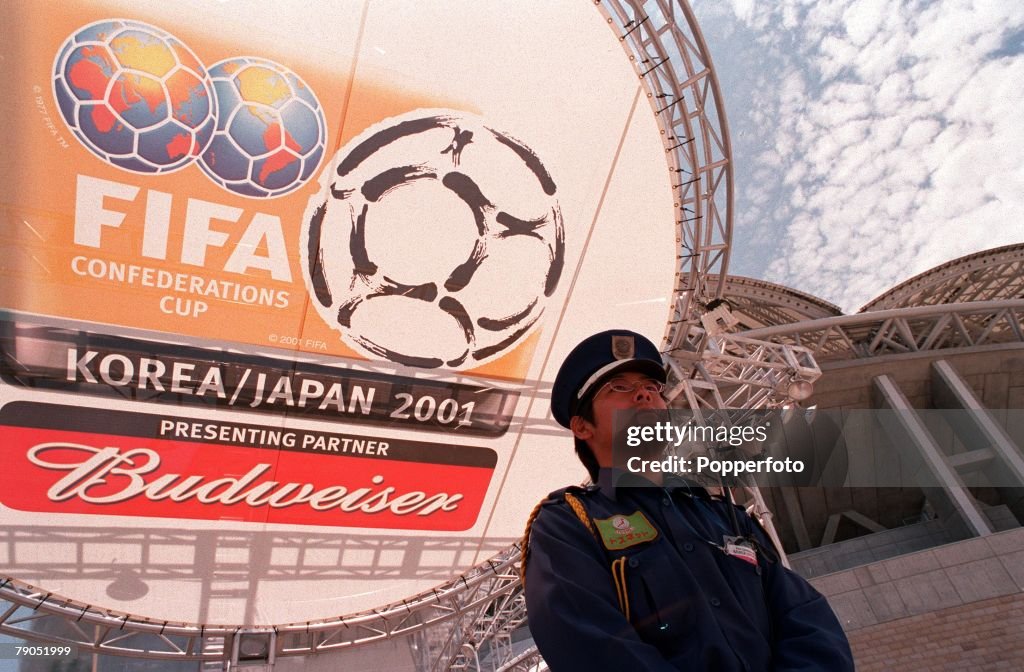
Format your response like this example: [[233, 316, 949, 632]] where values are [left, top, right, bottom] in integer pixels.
[[723, 536, 758, 565], [593, 511, 659, 550]]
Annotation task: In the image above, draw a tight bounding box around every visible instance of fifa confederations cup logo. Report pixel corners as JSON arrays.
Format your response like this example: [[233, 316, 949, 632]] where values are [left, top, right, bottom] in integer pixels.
[[52, 19, 327, 198], [52, 21, 565, 369]]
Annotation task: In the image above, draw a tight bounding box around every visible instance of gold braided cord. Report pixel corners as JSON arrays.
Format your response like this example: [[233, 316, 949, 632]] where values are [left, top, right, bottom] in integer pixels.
[[519, 498, 547, 585], [563, 492, 597, 537], [519, 491, 598, 586], [610, 557, 630, 621], [518, 491, 631, 621]]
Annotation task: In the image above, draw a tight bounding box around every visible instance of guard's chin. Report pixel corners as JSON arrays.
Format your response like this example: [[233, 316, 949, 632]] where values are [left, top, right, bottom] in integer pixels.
[[628, 407, 663, 427]]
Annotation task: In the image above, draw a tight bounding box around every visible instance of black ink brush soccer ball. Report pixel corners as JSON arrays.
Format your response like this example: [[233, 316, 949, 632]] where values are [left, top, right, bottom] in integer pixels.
[[302, 111, 564, 370]]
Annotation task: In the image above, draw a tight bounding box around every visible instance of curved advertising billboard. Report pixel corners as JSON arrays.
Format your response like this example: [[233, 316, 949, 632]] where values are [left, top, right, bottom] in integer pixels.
[[0, 0, 676, 625]]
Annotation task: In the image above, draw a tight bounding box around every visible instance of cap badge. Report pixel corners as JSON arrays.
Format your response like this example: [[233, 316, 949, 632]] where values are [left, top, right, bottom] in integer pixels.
[[611, 335, 635, 360]]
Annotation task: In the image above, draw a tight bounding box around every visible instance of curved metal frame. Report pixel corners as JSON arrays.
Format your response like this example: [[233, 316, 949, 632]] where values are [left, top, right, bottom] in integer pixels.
[[0, 1, 734, 667], [595, 0, 733, 357], [860, 243, 1024, 312], [0, 546, 526, 662], [710, 274, 844, 329], [496, 646, 544, 672]]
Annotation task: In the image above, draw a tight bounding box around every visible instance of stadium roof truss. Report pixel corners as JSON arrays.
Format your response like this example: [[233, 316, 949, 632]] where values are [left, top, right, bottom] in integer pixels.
[[860, 243, 1024, 312], [742, 300, 1024, 365]]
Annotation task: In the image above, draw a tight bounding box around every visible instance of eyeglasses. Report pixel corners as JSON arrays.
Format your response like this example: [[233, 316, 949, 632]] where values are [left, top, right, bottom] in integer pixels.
[[598, 379, 665, 396]]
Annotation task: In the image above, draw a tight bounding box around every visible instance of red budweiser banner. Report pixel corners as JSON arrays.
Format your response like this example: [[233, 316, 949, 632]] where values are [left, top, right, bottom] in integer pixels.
[[0, 402, 496, 531]]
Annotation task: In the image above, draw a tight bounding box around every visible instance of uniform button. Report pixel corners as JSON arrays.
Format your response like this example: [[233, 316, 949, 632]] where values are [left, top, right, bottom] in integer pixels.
[[710, 597, 721, 607], [662, 497, 671, 506], [684, 543, 694, 552], [628, 557, 640, 569]]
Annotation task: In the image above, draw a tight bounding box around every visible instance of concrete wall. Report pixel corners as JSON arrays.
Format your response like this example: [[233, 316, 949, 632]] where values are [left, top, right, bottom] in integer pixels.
[[762, 347, 1024, 552], [846, 593, 1024, 671], [792, 518, 957, 578], [809, 527, 1024, 670], [813, 348, 1024, 416]]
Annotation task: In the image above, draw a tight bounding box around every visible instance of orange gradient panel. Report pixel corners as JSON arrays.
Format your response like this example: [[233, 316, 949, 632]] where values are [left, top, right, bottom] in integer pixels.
[[1, 5, 536, 383], [471, 329, 543, 381]]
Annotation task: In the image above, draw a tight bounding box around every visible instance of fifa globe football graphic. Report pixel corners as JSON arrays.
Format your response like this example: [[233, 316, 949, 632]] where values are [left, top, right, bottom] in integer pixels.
[[302, 111, 565, 370], [52, 19, 216, 173], [199, 57, 327, 197]]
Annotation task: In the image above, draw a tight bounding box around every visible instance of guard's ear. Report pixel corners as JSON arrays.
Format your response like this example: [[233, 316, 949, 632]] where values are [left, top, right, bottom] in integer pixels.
[[569, 415, 594, 441]]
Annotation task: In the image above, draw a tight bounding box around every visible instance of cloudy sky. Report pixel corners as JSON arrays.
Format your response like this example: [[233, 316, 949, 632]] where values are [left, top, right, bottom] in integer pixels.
[[688, 0, 1024, 312]]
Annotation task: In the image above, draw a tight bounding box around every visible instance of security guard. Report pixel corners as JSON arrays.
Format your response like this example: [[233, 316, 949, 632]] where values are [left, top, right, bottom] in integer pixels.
[[522, 329, 854, 671]]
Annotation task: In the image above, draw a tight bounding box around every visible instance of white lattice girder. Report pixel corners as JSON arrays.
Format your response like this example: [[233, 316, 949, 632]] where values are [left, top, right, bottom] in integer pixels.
[[740, 300, 1024, 363]]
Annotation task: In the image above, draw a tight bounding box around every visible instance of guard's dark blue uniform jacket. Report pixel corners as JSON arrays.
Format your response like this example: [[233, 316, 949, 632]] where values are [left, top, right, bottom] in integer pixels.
[[524, 470, 854, 671]]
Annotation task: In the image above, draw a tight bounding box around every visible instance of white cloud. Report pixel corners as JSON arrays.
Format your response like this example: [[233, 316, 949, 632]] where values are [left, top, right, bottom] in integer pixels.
[[805, 1, 848, 33], [727, 0, 757, 25], [693, 0, 1024, 311], [869, 115, 906, 148], [900, 119, 941, 148], [843, 0, 890, 46]]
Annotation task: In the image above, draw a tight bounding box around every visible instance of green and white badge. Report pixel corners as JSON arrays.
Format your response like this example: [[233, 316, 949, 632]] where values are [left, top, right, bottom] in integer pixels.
[[594, 511, 659, 550]]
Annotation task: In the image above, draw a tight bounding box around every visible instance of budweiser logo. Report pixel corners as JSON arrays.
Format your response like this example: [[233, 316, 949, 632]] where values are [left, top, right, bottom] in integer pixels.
[[27, 443, 464, 516]]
